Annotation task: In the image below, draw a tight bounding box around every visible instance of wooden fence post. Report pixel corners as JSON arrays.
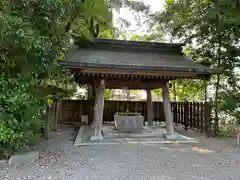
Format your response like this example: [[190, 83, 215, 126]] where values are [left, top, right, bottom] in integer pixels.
[[196, 102, 200, 130], [193, 102, 196, 129], [184, 102, 189, 131], [180, 102, 184, 126], [54, 100, 61, 130], [200, 102, 204, 133], [44, 107, 50, 140], [204, 102, 212, 137], [172, 102, 177, 124], [50, 102, 57, 131], [189, 102, 193, 128]]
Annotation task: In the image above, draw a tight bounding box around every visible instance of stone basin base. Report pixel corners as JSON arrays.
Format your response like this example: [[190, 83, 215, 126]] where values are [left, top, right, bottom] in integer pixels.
[[114, 115, 144, 133]]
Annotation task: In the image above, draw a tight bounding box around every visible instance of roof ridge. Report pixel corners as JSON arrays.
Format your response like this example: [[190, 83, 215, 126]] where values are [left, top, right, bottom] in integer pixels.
[[93, 38, 185, 48], [77, 38, 185, 54]]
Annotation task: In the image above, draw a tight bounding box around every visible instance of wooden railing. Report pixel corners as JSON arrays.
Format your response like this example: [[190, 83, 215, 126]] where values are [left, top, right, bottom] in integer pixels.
[[56, 100, 213, 135]]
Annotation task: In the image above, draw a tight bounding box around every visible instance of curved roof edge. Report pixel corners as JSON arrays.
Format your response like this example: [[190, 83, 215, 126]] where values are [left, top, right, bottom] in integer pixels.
[[76, 38, 185, 54]]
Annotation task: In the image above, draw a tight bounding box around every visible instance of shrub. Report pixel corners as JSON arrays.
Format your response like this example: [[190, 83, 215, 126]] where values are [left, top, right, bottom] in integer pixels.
[[0, 77, 47, 158]]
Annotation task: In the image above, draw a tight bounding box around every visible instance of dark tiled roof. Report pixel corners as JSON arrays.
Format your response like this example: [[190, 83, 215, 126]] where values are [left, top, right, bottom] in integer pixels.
[[61, 38, 212, 76]]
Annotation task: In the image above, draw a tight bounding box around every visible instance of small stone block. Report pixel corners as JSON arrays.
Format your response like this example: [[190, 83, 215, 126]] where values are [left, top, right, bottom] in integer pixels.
[[81, 115, 88, 124], [163, 133, 181, 141], [90, 135, 103, 141], [8, 151, 39, 166]]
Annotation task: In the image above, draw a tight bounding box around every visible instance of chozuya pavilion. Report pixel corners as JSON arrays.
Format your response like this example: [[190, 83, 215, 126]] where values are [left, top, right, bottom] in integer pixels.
[[60, 38, 212, 141]]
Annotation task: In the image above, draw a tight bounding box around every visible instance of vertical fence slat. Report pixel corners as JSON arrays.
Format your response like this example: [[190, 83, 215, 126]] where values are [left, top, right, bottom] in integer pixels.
[[172, 102, 177, 124], [204, 102, 212, 136], [189, 102, 193, 128], [174, 102, 178, 125], [177, 102, 181, 124], [143, 102, 147, 125], [184, 102, 189, 131], [200, 102, 204, 132], [180, 102, 184, 126], [193, 102, 196, 129], [196, 103, 200, 130]]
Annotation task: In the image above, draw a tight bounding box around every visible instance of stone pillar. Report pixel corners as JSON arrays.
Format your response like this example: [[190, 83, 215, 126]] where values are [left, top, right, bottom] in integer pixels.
[[90, 79, 105, 141], [146, 89, 153, 126], [162, 81, 178, 140]]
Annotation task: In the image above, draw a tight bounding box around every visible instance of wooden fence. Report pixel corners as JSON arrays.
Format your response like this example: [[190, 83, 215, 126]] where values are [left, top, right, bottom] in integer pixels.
[[56, 100, 213, 135]]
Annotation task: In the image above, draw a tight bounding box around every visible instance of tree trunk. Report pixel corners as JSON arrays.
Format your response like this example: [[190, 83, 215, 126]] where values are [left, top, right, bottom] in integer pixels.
[[214, 73, 220, 136]]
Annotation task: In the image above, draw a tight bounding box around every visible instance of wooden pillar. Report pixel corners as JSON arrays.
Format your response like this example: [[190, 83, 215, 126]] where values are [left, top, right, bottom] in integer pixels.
[[54, 100, 61, 130], [51, 102, 57, 131], [146, 89, 153, 126], [162, 81, 175, 135], [90, 79, 105, 140], [88, 85, 95, 126], [44, 107, 50, 140]]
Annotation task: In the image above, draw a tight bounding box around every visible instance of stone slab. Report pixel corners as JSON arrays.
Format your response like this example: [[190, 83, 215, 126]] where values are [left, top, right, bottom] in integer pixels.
[[163, 133, 182, 141], [81, 115, 88, 124], [74, 126, 85, 146], [8, 151, 39, 166], [90, 135, 104, 141], [74, 125, 198, 146]]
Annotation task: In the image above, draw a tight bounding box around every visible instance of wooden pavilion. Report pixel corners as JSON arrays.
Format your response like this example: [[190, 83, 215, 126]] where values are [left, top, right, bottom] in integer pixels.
[[60, 38, 212, 140]]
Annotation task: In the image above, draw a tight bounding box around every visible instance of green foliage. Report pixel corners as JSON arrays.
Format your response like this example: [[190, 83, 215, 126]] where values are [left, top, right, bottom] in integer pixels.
[[153, 89, 162, 101], [104, 89, 114, 100], [0, 76, 46, 158], [172, 79, 205, 102], [219, 72, 240, 124], [0, 0, 113, 158], [154, 0, 240, 133], [72, 0, 113, 40], [130, 31, 164, 42], [0, 0, 75, 158]]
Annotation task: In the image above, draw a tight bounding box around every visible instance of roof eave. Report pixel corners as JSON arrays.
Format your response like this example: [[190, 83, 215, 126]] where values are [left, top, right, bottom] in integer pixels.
[[60, 60, 212, 76]]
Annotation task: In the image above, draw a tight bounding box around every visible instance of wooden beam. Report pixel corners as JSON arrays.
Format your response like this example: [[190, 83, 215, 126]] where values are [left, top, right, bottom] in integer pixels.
[[91, 79, 105, 140], [146, 90, 153, 126], [105, 79, 165, 89], [162, 81, 174, 135], [79, 68, 200, 77], [80, 68, 198, 76]]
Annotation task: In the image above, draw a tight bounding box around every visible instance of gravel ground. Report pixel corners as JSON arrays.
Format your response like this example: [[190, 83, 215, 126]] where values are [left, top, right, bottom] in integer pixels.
[[1, 125, 240, 180]]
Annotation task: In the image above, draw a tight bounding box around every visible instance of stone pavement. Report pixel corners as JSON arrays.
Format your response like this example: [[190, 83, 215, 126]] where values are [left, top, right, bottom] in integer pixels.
[[74, 124, 198, 146], [1, 125, 240, 180]]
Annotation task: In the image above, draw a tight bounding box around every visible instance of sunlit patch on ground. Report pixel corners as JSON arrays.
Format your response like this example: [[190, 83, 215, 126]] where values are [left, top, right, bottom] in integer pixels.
[[191, 146, 213, 153]]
